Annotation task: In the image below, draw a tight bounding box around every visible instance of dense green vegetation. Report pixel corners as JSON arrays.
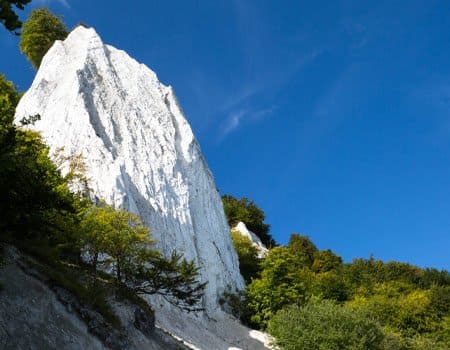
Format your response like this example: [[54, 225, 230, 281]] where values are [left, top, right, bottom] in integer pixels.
[[228, 226, 450, 349], [269, 298, 385, 350], [224, 196, 449, 349], [19, 8, 68, 68]]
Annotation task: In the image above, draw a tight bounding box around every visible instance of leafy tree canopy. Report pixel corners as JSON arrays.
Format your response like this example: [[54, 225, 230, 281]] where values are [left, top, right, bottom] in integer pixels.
[[0, 0, 31, 34], [0, 73, 20, 127], [288, 233, 318, 269], [79, 204, 206, 311], [312, 249, 343, 273], [19, 7, 68, 69], [0, 74, 78, 242]]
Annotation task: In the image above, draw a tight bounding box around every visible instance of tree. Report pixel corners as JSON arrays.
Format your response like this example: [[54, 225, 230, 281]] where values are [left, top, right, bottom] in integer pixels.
[[19, 7, 68, 69], [79, 204, 206, 311], [288, 233, 318, 269], [0, 0, 31, 34], [0, 74, 19, 177], [311, 271, 349, 302], [312, 249, 343, 273], [0, 73, 19, 127], [0, 74, 78, 242], [230, 231, 261, 283], [3, 130, 77, 238], [79, 205, 153, 278], [126, 250, 207, 312], [245, 246, 307, 328], [53, 147, 91, 198], [222, 194, 275, 247]]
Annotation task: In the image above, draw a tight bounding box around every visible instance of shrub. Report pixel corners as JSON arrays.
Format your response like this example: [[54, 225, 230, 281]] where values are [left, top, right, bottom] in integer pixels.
[[268, 298, 385, 350]]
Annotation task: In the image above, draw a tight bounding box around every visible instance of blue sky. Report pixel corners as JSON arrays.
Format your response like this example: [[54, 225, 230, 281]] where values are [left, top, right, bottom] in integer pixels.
[[1, 0, 449, 270]]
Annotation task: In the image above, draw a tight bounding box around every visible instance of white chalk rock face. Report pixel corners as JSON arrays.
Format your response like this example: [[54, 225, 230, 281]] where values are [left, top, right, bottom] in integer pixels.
[[14, 26, 244, 310], [232, 222, 268, 258]]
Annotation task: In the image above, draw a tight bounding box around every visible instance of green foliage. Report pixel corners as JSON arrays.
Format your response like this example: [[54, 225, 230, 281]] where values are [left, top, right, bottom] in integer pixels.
[[222, 194, 275, 247], [1, 129, 77, 238], [53, 147, 91, 198], [268, 298, 385, 350], [312, 271, 349, 301], [230, 230, 261, 283], [343, 257, 450, 290], [347, 282, 449, 341], [312, 249, 343, 273], [126, 250, 206, 311], [0, 73, 19, 127], [241, 229, 450, 349], [79, 204, 206, 311], [79, 204, 153, 279], [288, 234, 318, 269], [246, 246, 307, 328], [19, 8, 68, 69], [0, 0, 31, 34], [0, 74, 79, 243]]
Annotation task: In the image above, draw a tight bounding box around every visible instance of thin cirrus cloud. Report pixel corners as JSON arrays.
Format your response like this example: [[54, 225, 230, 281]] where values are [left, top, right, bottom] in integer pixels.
[[219, 106, 275, 141], [216, 48, 323, 142]]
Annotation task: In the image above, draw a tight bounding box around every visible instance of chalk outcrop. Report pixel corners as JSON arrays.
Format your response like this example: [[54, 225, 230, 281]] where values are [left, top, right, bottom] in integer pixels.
[[14, 26, 243, 309], [232, 222, 269, 258], [14, 26, 270, 349]]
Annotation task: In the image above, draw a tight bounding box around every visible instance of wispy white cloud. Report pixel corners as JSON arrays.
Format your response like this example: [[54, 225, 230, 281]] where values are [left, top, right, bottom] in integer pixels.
[[221, 109, 247, 138], [214, 45, 322, 143], [190, 1, 326, 142], [219, 106, 275, 141]]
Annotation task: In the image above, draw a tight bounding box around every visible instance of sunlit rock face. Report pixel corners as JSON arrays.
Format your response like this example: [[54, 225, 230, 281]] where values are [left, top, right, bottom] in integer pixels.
[[232, 222, 268, 258], [14, 27, 275, 349], [14, 26, 244, 311]]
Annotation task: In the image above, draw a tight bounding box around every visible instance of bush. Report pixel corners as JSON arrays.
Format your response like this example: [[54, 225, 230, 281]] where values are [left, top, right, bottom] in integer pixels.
[[268, 298, 385, 350]]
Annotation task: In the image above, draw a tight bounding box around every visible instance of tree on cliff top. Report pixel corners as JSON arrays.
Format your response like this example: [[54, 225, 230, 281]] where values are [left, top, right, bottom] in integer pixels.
[[19, 7, 68, 69]]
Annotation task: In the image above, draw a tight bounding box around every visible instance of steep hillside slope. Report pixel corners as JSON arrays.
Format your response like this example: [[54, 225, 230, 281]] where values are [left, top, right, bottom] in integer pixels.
[[0, 246, 190, 350]]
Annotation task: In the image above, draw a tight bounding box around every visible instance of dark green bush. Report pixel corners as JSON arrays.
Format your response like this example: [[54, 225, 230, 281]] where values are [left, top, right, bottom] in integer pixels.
[[268, 299, 385, 350]]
